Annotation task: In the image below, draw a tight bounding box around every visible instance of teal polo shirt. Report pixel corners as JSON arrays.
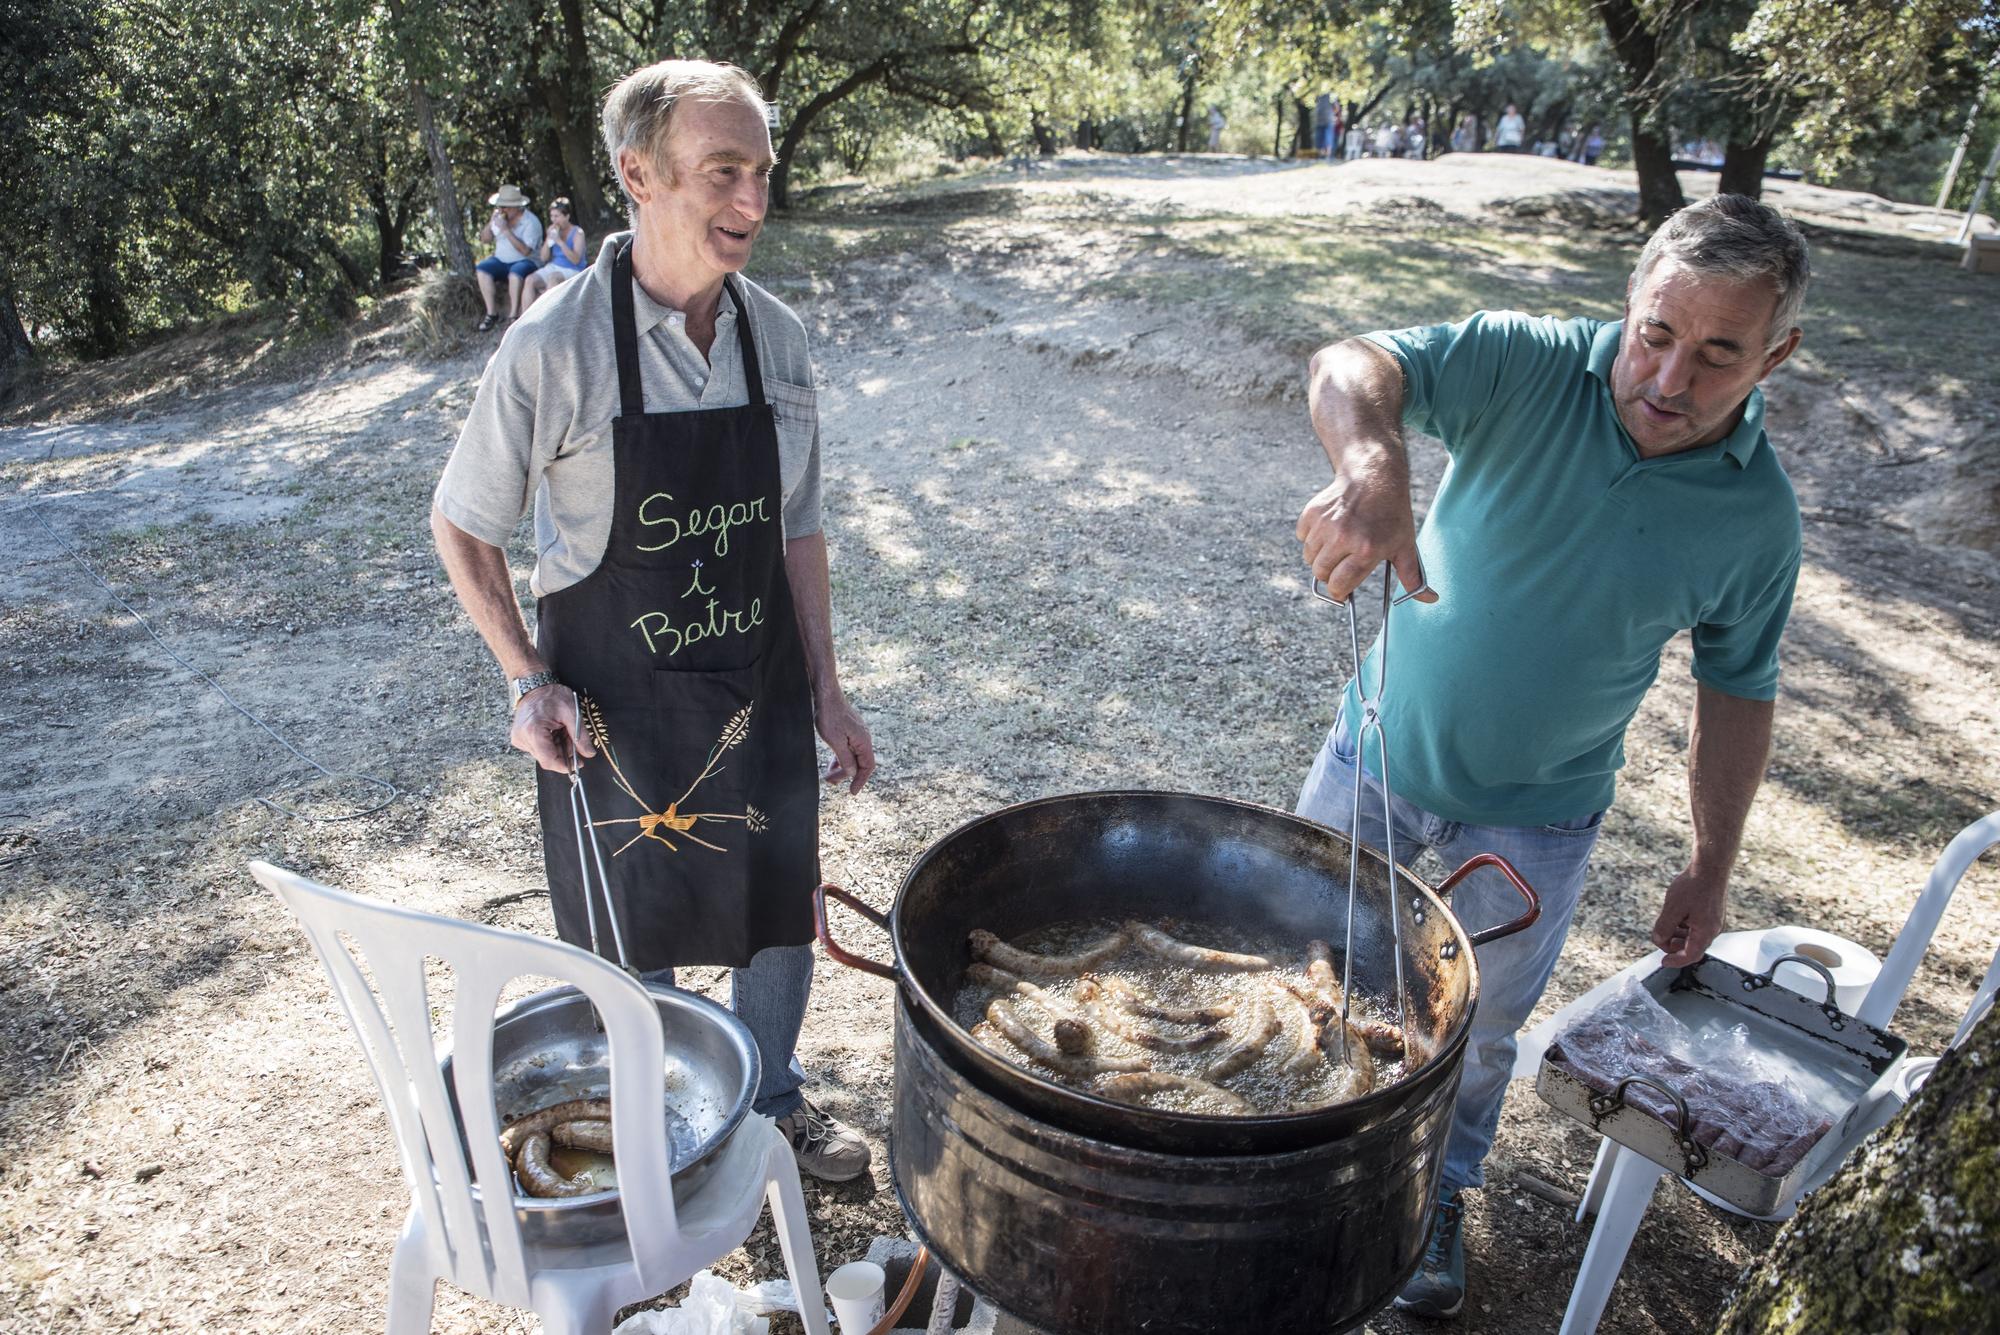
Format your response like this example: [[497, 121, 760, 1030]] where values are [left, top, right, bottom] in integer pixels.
[[1341, 312, 1801, 828]]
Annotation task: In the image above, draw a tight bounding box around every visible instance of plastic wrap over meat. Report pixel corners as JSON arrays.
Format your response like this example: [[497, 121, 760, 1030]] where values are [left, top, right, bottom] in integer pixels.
[[1545, 979, 1833, 1175]]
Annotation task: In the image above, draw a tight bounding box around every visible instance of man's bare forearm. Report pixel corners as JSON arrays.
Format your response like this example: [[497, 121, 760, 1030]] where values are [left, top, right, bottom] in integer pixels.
[[1298, 337, 1435, 603], [783, 530, 842, 707], [1307, 336, 1411, 485], [431, 508, 543, 680], [1687, 683, 1775, 880]]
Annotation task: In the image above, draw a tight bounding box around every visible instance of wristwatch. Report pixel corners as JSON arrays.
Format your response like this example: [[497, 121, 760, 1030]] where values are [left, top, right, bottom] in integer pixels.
[[509, 670, 560, 710]]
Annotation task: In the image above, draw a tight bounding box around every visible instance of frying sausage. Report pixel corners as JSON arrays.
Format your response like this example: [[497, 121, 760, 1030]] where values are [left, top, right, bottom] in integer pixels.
[[1088, 973, 1237, 1024], [1097, 1071, 1255, 1115], [1126, 922, 1273, 972], [986, 998, 1148, 1077], [1306, 940, 1404, 1056], [1271, 981, 1324, 1074], [1203, 995, 1282, 1081], [1075, 977, 1225, 1053], [1052, 1017, 1094, 1055], [1306, 939, 1346, 1009], [969, 928, 1128, 976]]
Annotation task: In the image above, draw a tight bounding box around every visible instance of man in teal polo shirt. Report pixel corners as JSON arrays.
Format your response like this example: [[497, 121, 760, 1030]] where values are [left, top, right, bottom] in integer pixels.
[[1292, 194, 1808, 1318]]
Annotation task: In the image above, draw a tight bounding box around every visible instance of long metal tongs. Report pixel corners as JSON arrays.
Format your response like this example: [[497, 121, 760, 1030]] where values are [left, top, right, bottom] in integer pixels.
[[566, 715, 637, 985], [1311, 564, 1428, 1060]]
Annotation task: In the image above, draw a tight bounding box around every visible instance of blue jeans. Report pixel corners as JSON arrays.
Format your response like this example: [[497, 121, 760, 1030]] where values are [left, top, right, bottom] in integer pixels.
[[645, 943, 812, 1119], [476, 255, 539, 280], [1295, 707, 1603, 1195]]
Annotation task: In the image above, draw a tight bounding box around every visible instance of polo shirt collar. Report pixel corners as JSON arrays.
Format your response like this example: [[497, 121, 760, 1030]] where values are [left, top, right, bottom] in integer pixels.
[[1588, 319, 1766, 468], [598, 234, 738, 340], [629, 276, 739, 341]]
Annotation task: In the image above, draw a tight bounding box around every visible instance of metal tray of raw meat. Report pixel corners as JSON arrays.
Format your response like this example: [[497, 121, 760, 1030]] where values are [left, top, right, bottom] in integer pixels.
[[1535, 953, 1906, 1215]]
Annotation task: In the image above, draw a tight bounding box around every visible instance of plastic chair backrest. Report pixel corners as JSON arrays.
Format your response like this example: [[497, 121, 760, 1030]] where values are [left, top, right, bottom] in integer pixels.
[[1854, 811, 2000, 1035], [250, 861, 682, 1306]]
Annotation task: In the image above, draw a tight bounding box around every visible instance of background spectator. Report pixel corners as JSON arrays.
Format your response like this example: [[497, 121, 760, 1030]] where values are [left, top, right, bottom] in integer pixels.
[[519, 197, 587, 314], [474, 184, 543, 332]]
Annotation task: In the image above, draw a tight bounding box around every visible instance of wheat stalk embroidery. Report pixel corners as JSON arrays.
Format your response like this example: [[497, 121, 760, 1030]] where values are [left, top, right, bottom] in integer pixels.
[[580, 696, 761, 855]]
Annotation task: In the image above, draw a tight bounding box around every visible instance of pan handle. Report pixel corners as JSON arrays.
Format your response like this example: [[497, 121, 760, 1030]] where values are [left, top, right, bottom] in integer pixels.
[[1435, 853, 1542, 949], [813, 883, 898, 980]]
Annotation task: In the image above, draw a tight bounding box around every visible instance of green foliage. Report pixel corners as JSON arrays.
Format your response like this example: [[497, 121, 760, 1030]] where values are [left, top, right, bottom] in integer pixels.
[[12, 0, 1996, 359], [9, 0, 399, 352]]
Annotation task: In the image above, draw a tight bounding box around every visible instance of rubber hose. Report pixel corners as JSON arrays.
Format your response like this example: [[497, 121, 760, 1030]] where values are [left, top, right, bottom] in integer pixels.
[[863, 1245, 930, 1335]]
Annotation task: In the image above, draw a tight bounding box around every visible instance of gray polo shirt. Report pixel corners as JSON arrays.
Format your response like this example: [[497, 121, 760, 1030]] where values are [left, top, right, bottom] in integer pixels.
[[436, 231, 822, 598]]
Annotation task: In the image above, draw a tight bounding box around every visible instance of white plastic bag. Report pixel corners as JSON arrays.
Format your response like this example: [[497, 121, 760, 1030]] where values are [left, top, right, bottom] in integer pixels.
[[614, 1271, 771, 1335]]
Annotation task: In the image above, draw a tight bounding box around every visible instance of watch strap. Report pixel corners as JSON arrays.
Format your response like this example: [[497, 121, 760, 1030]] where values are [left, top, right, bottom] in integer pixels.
[[510, 670, 560, 709]]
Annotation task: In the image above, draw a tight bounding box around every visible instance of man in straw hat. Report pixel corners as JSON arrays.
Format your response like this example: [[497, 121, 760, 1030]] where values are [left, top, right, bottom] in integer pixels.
[[433, 62, 875, 1182], [474, 184, 544, 331]]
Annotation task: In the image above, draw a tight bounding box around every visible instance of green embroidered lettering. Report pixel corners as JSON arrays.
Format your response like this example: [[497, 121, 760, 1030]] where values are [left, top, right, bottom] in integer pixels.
[[636, 490, 774, 558], [628, 598, 765, 657], [635, 492, 682, 553], [629, 610, 682, 656]]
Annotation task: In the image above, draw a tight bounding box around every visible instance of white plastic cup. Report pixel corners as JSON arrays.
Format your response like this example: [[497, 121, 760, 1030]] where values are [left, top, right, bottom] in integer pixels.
[[826, 1260, 886, 1333]]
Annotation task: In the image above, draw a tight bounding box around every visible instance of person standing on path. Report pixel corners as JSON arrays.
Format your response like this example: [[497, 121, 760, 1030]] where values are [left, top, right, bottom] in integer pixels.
[[1494, 103, 1526, 152], [432, 59, 877, 1182], [1290, 194, 1809, 1317]]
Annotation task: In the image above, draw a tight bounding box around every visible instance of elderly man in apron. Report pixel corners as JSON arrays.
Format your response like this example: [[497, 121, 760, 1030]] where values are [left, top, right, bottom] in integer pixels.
[[431, 59, 876, 1181]]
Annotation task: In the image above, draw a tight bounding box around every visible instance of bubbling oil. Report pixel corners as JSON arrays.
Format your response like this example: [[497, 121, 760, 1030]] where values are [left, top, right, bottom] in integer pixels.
[[951, 918, 1410, 1117]]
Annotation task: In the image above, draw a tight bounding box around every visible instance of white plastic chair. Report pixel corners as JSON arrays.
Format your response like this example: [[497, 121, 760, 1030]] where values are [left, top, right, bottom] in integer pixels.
[[251, 860, 831, 1335], [1556, 810, 2000, 1335]]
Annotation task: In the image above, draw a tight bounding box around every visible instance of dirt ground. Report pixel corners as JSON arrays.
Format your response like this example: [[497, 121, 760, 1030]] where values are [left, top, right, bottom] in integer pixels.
[[2, 153, 1996, 1335]]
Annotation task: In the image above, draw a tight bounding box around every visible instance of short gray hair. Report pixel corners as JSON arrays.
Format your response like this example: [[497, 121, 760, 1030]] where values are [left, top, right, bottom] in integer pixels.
[[601, 60, 764, 207], [1629, 194, 1811, 348]]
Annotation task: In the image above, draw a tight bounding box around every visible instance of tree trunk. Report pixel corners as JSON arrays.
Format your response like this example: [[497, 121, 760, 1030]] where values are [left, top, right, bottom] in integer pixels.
[[374, 207, 407, 285], [1538, 99, 1570, 152], [1629, 116, 1685, 225], [1273, 96, 1285, 158], [532, 0, 613, 230], [1714, 1005, 2000, 1333], [0, 275, 32, 371], [1593, 0, 1686, 225], [1175, 70, 1197, 153], [411, 80, 476, 276], [1029, 108, 1057, 157], [82, 228, 127, 357], [770, 56, 893, 209], [1718, 135, 1774, 199], [311, 237, 367, 318], [387, 0, 475, 277]]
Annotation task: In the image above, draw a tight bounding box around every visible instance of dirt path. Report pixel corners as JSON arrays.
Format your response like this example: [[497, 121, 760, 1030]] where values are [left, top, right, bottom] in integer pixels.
[[2, 169, 1996, 1335]]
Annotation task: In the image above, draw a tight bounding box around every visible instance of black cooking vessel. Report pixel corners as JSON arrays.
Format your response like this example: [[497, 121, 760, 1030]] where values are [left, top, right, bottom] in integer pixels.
[[818, 791, 1538, 1334]]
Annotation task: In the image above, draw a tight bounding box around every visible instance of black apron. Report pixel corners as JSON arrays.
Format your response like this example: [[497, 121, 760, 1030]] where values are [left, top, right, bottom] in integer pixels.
[[534, 240, 819, 970]]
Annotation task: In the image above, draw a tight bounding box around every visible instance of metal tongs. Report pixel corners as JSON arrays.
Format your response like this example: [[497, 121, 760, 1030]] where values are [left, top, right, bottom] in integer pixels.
[[1311, 564, 1429, 1061], [565, 712, 640, 1023]]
